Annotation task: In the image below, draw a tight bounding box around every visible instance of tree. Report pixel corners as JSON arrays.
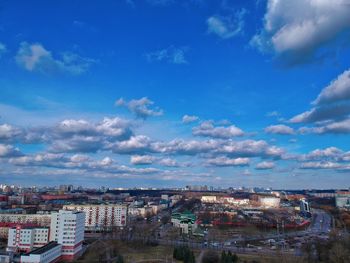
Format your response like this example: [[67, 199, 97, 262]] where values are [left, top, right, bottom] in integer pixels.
[[329, 243, 350, 263], [220, 251, 238, 263], [173, 246, 196, 263], [202, 250, 219, 263], [161, 215, 170, 225]]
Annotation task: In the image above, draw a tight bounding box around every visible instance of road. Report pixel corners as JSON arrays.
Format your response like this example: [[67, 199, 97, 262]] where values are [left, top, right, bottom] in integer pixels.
[[309, 209, 332, 234]]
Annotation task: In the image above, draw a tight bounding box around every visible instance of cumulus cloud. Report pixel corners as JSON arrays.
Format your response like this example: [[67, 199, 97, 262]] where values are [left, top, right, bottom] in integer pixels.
[[296, 147, 350, 171], [314, 69, 350, 105], [300, 161, 342, 170], [291, 68, 350, 134], [255, 161, 275, 170], [216, 139, 284, 159], [251, 0, 350, 65], [48, 117, 133, 153], [182, 115, 199, 124], [116, 97, 163, 119], [0, 124, 23, 142], [110, 135, 153, 154], [206, 156, 250, 167], [299, 147, 347, 161], [192, 121, 244, 138], [207, 9, 247, 39], [158, 158, 182, 167], [0, 144, 23, 158], [264, 124, 295, 135], [146, 46, 188, 64], [290, 103, 350, 123], [130, 155, 155, 165], [15, 42, 95, 75]]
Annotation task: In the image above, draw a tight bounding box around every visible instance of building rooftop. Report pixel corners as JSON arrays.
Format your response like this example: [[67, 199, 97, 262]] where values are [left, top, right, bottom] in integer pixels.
[[24, 242, 60, 255]]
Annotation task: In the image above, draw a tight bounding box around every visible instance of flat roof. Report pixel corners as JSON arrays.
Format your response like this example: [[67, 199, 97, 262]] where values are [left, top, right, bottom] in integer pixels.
[[24, 242, 60, 255]]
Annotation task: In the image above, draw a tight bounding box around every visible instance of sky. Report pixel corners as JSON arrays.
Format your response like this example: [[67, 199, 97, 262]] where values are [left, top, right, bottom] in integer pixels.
[[1, 0, 350, 189]]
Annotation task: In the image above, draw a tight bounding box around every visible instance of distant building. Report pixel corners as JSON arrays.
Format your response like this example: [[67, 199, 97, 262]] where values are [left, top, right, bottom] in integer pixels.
[[20, 242, 62, 263], [7, 226, 49, 253], [171, 212, 197, 234], [0, 213, 51, 231], [201, 196, 217, 203], [336, 192, 350, 209], [50, 210, 85, 261], [161, 194, 169, 200], [63, 204, 127, 230], [300, 199, 310, 213], [258, 196, 280, 208]]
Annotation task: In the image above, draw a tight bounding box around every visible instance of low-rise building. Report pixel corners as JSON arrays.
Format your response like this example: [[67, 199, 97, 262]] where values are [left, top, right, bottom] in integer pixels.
[[20, 242, 62, 263], [171, 212, 197, 234], [258, 196, 280, 208], [7, 226, 49, 252], [201, 196, 217, 203], [336, 192, 350, 209]]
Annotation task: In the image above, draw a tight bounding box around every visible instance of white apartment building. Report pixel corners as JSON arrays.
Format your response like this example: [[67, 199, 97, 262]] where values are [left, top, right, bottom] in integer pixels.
[[7, 226, 49, 252], [0, 214, 51, 227], [20, 242, 62, 263], [63, 204, 127, 230], [201, 196, 217, 203], [50, 210, 85, 261]]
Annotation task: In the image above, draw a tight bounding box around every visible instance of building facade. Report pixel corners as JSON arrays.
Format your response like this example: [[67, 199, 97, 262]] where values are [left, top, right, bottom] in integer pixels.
[[49, 210, 85, 261], [63, 204, 127, 230], [20, 242, 62, 263], [7, 226, 49, 253]]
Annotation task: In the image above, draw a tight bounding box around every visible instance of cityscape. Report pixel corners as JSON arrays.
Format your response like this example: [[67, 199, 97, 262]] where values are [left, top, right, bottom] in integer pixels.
[[0, 184, 349, 263], [1, 0, 350, 262]]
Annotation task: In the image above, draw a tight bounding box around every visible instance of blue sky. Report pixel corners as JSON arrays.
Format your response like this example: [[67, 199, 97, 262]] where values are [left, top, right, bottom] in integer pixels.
[[1, 0, 350, 189]]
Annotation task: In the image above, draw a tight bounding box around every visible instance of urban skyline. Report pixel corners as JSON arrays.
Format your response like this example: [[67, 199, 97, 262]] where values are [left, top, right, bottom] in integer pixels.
[[1, 0, 350, 189]]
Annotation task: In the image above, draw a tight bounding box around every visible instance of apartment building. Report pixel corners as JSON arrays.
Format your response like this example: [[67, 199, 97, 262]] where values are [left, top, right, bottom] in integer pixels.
[[63, 204, 127, 230], [49, 210, 85, 261], [7, 226, 49, 252], [0, 214, 51, 227]]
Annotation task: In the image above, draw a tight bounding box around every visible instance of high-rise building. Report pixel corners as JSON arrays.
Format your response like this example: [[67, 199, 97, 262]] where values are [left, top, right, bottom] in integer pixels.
[[49, 210, 85, 261], [63, 204, 127, 230]]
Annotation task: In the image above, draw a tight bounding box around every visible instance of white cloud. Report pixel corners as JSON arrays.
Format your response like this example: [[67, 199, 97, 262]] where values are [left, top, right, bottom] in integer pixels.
[[146, 46, 188, 64], [291, 68, 350, 133], [300, 119, 350, 134], [116, 97, 163, 119], [313, 69, 350, 105], [206, 156, 250, 167], [158, 158, 181, 167], [182, 115, 199, 124], [207, 9, 247, 39], [0, 124, 22, 142], [252, 0, 350, 65], [300, 161, 342, 169], [130, 155, 155, 165], [15, 42, 95, 75], [255, 161, 275, 170], [192, 121, 244, 138], [264, 124, 295, 135], [0, 144, 22, 158]]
